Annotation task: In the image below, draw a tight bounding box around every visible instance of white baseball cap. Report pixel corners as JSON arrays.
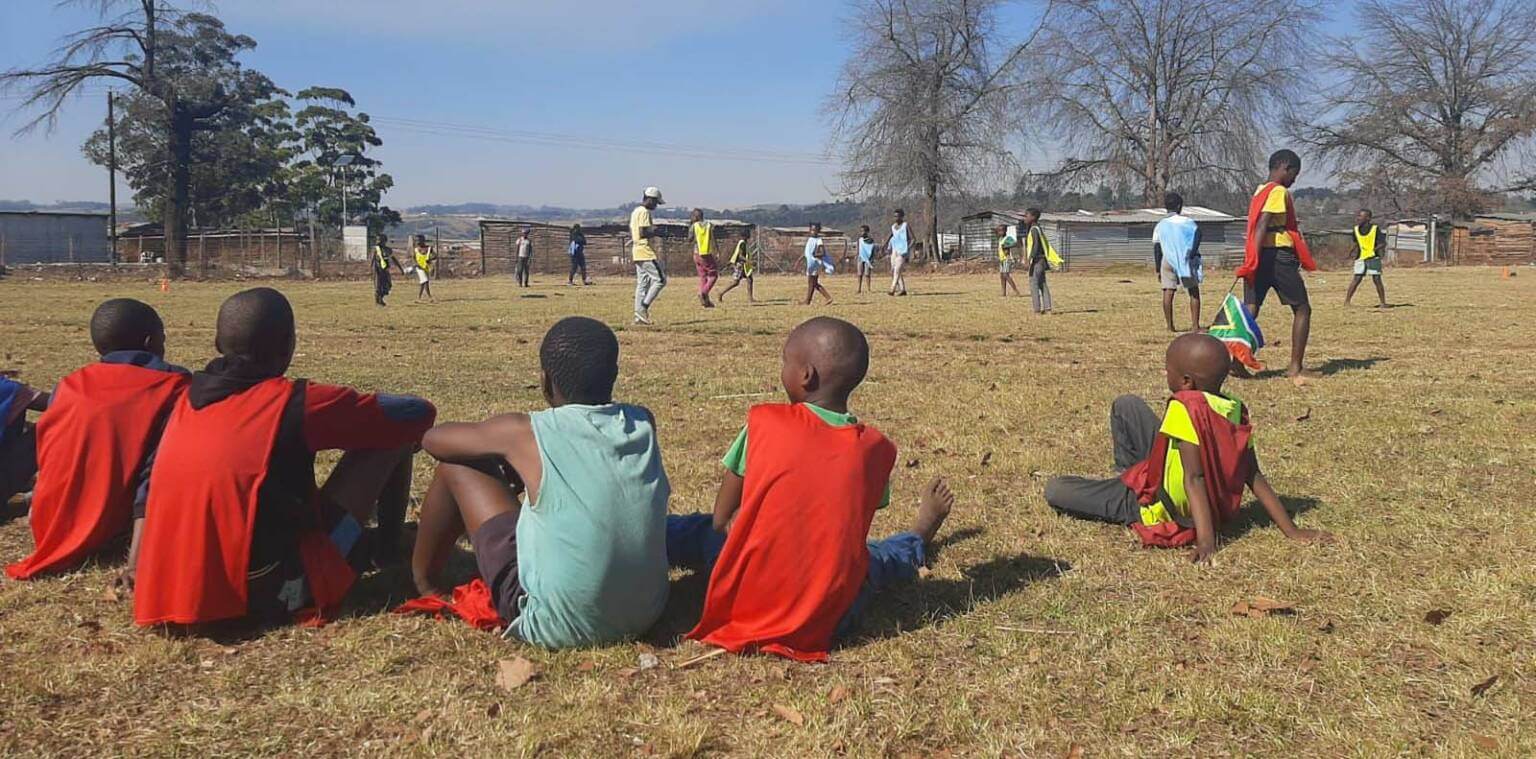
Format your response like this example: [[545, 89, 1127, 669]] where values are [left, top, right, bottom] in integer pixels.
[[643, 186, 665, 204]]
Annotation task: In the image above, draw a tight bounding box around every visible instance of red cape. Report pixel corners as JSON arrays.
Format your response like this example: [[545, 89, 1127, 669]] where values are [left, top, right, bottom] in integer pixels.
[[134, 378, 354, 626], [1120, 392, 1255, 548], [687, 404, 897, 662], [1237, 182, 1317, 282], [6, 363, 187, 580]]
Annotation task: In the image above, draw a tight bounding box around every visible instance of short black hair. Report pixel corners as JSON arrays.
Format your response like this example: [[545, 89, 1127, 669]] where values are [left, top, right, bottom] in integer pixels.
[[1025, 207, 1042, 218], [787, 317, 870, 398], [540, 316, 619, 405], [90, 298, 164, 355], [810, 222, 822, 232], [216, 287, 295, 368], [1164, 191, 1184, 213], [1268, 149, 1301, 171], [894, 208, 905, 216], [1359, 208, 1373, 217]]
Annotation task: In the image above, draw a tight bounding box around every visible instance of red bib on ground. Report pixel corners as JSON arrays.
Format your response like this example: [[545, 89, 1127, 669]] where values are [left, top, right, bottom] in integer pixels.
[[6, 363, 187, 580], [133, 377, 353, 626], [687, 403, 897, 662], [1120, 391, 1255, 548], [1237, 182, 1317, 282]]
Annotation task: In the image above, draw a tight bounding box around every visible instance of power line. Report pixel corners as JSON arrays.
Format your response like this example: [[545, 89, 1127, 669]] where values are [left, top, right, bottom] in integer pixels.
[[370, 115, 837, 167]]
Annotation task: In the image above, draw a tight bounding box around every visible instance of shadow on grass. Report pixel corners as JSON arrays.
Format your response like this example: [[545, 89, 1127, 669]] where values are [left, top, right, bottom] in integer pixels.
[[1223, 495, 1321, 541], [846, 553, 1071, 646], [1254, 356, 1388, 379]]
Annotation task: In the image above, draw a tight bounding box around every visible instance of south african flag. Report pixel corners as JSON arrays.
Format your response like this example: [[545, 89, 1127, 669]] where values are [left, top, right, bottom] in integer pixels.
[[1209, 292, 1265, 371]]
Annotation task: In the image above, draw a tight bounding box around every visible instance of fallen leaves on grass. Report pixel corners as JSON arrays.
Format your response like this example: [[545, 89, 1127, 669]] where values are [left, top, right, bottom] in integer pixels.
[[1470, 675, 1499, 698], [1472, 735, 1498, 750], [827, 686, 849, 704], [576, 660, 596, 672], [1423, 609, 1453, 626], [1295, 407, 1312, 422], [1063, 743, 1086, 759], [979, 451, 993, 466], [1231, 597, 1296, 618], [637, 653, 661, 670], [495, 657, 538, 692], [771, 704, 805, 727], [101, 586, 121, 603]]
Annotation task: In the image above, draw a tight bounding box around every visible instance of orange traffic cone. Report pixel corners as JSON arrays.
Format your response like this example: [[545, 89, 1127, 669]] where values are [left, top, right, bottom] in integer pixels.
[[159, 277, 170, 292], [1502, 266, 1511, 279]]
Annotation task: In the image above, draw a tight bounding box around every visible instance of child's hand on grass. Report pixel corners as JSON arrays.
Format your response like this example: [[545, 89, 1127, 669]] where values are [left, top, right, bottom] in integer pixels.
[[1188, 541, 1217, 565]]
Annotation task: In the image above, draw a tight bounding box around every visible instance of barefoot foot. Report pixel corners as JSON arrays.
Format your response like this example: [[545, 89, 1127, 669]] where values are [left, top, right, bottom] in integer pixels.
[[912, 477, 955, 544]]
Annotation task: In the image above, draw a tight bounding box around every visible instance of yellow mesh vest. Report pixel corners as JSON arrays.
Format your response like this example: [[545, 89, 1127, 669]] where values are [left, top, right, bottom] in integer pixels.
[[1354, 225, 1378, 260]]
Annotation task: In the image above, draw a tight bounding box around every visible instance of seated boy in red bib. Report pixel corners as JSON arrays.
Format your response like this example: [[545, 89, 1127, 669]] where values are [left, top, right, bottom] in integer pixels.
[[133, 288, 435, 628], [1044, 333, 1332, 562], [7, 299, 189, 582], [666, 317, 955, 662]]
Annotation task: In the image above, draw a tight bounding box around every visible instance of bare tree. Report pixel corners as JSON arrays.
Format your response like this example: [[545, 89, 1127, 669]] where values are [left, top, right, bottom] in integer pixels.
[[1036, 0, 1321, 206], [1, 1, 254, 274], [826, 0, 1050, 260], [1297, 0, 1536, 218]]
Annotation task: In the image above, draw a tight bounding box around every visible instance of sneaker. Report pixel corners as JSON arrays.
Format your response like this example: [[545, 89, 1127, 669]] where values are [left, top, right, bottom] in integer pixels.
[[634, 308, 653, 325]]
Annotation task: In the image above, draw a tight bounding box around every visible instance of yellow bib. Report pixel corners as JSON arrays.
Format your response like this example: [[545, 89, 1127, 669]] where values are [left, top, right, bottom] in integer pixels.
[[1354, 225, 1378, 260], [414, 247, 432, 271], [1025, 226, 1064, 269], [693, 221, 714, 256]]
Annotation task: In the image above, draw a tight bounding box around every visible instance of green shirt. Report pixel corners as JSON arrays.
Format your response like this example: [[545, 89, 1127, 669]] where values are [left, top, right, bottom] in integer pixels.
[[512, 404, 670, 648], [721, 402, 892, 509]]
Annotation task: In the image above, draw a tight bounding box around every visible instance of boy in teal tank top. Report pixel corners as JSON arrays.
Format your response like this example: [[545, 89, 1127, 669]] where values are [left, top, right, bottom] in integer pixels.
[[411, 317, 670, 648]]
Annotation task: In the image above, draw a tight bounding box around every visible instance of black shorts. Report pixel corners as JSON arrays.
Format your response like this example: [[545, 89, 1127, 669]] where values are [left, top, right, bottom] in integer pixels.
[[470, 510, 524, 622], [1245, 247, 1308, 310]]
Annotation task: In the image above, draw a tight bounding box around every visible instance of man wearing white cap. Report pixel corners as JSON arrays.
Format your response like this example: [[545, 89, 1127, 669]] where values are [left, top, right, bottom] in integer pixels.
[[631, 187, 667, 324]]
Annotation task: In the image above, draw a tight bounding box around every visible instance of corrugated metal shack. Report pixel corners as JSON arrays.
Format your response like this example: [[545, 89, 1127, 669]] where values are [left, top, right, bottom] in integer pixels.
[[0, 211, 112, 266], [479, 218, 757, 277], [1450, 212, 1536, 266], [757, 227, 852, 273], [959, 207, 1244, 271]]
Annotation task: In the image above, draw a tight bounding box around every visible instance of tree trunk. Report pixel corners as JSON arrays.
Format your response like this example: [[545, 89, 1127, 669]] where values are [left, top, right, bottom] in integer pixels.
[[164, 102, 192, 277], [924, 174, 940, 264]]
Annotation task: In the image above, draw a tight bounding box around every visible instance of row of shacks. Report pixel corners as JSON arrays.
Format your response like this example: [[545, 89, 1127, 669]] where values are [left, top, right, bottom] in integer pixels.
[[2, 209, 1529, 272], [474, 219, 855, 277]]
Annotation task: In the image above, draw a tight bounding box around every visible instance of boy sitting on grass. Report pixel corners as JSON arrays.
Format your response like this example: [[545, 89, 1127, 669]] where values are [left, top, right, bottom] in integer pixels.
[[7, 299, 189, 582], [0, 372, 49, 509], [1044, 333, 1332, 562], [409, 317, 671, 649], [134, 288, 434, 628], [667, 317, 954, 661]]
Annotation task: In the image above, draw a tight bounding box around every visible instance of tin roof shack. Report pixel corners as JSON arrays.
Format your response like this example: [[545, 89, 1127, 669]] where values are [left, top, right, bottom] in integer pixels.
[[117, 224, 310, 276], [478, 219, 755, 278], [959, 207, 1244, 271], [1450, 213, 1536, 266], [757, 226, 852, 273], [0, 211, 111, 267]]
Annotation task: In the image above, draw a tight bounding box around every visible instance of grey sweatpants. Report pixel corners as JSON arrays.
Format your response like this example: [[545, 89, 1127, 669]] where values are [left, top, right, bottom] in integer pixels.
[[635, 260, 666, 313], [1030, 259, 1053, 313], [1043, 395, 1160, 525]]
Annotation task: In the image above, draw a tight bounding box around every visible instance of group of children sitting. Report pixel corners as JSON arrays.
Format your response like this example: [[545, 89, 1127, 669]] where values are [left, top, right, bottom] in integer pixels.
[[1, 289, 1328, 659]]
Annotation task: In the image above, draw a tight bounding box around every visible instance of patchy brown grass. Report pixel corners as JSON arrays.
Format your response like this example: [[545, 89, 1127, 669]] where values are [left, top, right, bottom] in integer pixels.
[[1, 267, 1533, 756]]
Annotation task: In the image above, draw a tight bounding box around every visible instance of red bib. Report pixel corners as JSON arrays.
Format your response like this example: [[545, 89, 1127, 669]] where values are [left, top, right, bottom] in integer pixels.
[[1237, 182, 1318, 282], [6, 363, 187, 580], [133, 377, 353, 626], [688, 404, 897, 662], [1120, 391, 1255, 548]]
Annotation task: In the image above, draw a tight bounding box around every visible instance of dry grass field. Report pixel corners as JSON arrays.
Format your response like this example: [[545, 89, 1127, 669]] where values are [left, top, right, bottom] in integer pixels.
[[1, 266, 1533, 757]]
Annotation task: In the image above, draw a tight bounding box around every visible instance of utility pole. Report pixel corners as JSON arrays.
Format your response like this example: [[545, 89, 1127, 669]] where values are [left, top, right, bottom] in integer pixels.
[[107, 91, 118, 264]]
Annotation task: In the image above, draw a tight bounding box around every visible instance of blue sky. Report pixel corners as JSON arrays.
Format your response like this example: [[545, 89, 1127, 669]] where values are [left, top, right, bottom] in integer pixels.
[[0, 1, 1358, 210]]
